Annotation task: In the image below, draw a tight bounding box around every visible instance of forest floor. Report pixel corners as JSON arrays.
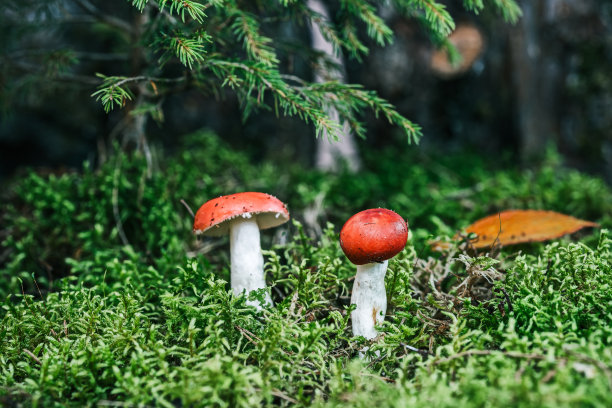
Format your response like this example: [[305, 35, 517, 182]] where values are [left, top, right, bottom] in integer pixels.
[[1, 131, 611, 407]]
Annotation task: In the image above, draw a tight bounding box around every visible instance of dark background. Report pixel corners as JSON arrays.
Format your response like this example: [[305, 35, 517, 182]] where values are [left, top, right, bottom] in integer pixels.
[[1, 0, 611, 181]]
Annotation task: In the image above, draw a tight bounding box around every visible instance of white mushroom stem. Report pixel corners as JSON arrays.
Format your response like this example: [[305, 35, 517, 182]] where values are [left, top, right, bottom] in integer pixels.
[[350, 260, 388, 339], [229, 216, 272, 309]]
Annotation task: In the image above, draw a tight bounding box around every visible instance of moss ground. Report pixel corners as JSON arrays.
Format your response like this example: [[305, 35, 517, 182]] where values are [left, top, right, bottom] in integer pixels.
[[1, 132, 611, 407]]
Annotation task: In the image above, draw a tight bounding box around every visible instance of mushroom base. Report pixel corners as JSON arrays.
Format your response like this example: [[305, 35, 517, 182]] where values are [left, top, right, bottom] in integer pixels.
[[350, 260, 388, 340], [230, 217, 273, 309]]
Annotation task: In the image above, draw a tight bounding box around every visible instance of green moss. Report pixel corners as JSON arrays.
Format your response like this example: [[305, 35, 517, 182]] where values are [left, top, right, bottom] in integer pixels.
[[1, 131, 611, 406]]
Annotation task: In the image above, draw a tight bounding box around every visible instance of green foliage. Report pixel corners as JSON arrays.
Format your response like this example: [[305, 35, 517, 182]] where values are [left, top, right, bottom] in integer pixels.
[[1, 131, 611, 406], [91, 75, 135, 113], [405, 0, 456, 36], [3, 131, 611, 297], [504, 232, 612, 341], [1, 0, 521, 142]]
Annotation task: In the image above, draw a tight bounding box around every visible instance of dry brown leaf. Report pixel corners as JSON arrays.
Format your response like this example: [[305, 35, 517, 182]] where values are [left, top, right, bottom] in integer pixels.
[[464, 210, 599, 249]]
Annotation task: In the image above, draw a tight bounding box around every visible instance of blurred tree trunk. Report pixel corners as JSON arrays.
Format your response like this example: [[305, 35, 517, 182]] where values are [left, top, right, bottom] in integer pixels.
[[510, 0, 560, 161], [510, 0, 601, 162], [115, 9, 153, 175], [308, 0, 361, 173]]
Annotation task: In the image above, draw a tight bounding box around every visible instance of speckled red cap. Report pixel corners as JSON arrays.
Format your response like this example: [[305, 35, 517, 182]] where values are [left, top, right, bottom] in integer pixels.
[[193, 192, 289, 237], [339, 208, 408, 265]]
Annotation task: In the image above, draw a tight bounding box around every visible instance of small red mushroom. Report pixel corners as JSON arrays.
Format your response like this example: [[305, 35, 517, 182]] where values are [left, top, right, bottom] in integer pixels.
[[340, 208, 408, 340], [194, 192, 289, 309]]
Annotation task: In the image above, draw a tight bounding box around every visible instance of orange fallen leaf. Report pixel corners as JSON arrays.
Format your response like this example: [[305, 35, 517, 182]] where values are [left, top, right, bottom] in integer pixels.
[[464, 210, 599, 249]]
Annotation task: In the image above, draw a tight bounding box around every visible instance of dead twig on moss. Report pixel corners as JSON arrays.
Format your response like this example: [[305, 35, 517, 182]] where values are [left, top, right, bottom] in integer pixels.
[[23, 349, 42, 365]]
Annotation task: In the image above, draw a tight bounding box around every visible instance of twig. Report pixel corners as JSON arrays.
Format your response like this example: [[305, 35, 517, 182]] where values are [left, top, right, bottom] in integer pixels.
[[112, 155, 130, 247], [136, 104, 153, 178], [488, 212, 503, 251], [302, 190, 326, 237], [31, 277, 49, 316], [416, 310, 450, 326], [180, 199, 195, 218], [272, 285, 285, 299], [23, 349, 42, 365], [8, 60, 101, 85], [234, 325, 261, 345], [362, 372, 396, 383], [494, 287, 514, 313], [401, 343, 431, 356], [289, 291, 299, 315], [270, 390, 298, 404], [73, 0, 133, 34], [149, 0, 180, 25], [19, 280, 31, 308], [4, 49, 128, 62]]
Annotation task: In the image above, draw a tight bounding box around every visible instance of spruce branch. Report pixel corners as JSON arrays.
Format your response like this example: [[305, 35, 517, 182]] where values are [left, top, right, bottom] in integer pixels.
[[91, 75, 135, 113], [158, 0, 211, 23], [131, 0, 150, 12], [168, 32, 209, 69], [490, 0, 522, 24], [303, 81, 422, 143], [91, 74, 185, 112], [6, 59, 99, 85], [397, 0, 455, 36], [462, 0, 485, 14], [207, 59, 343, 140], [339, 0, 394, 46], [230, 11, 279, 66], [65, 0, 518, 144], [339, 18, 369, 60], [301, 5, 344, 56]]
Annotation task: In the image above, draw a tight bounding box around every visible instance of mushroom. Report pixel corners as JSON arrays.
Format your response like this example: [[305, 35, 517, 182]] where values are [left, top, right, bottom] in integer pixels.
[[193, 192, 289, 309], [339, 208, 408, 340]]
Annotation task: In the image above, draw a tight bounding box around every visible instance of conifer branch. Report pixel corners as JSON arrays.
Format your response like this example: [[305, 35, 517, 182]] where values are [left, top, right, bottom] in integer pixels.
[[301, 5, 344, 57], [230, 11, 279, 66], [168, 33, 208, 69], [73, 0, 133, 33], [462, 0, 485, 14], [490, 0, 522, 24], [396, 0, 455, 36], [91, 74, 186, 112], [339, 19, 369, 60], [302, 81, 422, 143], [207, 59, 343, 140], [158, 0, 212, 23], [2, 0, 522, 145], [340, 0, 394, 46]]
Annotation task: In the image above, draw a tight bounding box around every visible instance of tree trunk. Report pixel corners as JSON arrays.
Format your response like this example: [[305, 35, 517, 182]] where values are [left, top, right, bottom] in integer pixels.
[[308, 0, 361, 172], [509, 1, 556, 161]]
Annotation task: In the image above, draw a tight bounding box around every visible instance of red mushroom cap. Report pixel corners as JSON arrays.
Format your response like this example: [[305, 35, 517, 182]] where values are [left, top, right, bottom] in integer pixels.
[[193, 192, 289, 237], [339, 208, 408, 265]]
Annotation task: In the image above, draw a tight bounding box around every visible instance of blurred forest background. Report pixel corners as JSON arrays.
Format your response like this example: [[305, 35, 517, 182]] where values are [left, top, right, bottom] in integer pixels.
[[1, 0, 611, 183]]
